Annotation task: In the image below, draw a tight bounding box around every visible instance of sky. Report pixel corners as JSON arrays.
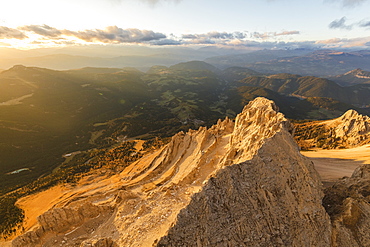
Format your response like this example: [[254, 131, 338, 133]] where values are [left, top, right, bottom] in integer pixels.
[[0, 0, 370, 50]]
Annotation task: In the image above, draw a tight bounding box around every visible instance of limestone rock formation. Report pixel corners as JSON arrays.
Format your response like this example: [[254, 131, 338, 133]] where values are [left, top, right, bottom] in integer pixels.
[[295, 109, 370, 149], [12, 203, 114, 247], [323, 164, 370, 247], [330, 110, 370, 139], [12, 97, 334, 246], [158, 130, 331, 246]]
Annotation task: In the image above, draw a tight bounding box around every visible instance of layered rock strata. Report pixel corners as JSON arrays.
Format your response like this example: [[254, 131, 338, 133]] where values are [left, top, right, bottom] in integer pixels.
[[13, 97, 333, 246]]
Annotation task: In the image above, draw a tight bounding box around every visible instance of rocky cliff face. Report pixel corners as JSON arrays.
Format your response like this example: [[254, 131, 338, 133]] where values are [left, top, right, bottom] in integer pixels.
[[12, 97, 338, 246], [158, 130, 331, 246], [329, 110, 370, 139], [323, 164, 370, 247], [295, 109, 370, 149]]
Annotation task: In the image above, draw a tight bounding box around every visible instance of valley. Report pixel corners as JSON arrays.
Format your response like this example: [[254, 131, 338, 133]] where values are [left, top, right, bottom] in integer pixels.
[[3, 61, 369, 195]]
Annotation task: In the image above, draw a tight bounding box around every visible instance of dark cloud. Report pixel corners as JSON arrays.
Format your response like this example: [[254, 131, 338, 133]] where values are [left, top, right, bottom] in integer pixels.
[[329, 17, 352, 30], [182, 34, 197, 39], [326, 0, 368, 7], [179, 30, 301, 46], [15, 25, 168, 44], [149, 38, 182, 45], [207, 31, 243, 39], [62, 26, 166, 43], [359, 20, 370, 27], [180, 31, 250, 46], [182, 31, 247, 41], [20, 25, 62, 37], [329, 17, 370, 30], [341, 0, 367, 7], [0, 26, 27, 39]]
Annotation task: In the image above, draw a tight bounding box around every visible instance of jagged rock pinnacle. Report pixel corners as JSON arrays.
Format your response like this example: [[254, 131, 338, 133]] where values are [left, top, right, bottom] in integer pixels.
[[12, 97, 332, 247], [329, 109, 370, 140]]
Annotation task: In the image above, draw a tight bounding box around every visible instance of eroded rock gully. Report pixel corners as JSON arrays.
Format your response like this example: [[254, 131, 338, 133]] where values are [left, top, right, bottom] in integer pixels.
[[11, 97, 369, 246]]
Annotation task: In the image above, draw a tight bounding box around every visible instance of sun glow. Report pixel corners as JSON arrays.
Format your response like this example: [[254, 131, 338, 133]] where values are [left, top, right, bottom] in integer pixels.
[[0, 33, 89, 50]]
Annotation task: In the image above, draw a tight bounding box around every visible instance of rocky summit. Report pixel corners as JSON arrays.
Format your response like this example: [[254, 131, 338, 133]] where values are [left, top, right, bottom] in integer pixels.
[[10, 97, 368, 246], [295, 109, 370, 150]]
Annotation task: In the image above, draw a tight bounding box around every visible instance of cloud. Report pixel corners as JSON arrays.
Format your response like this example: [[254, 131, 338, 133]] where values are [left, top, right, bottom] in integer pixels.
[[13, 25, 168, 44], [253, 32, 271, 39], [0, 26, 27, 39], [2, 23, 369, 51], [359, 20, 370, 27], [329, 17, 352, 30], [253, 31, 300, 39], [316, 38, 342, 44], [275, 31, 300, 36], [329, 17, 370, 30], [314, 36, 370, 48], [182, 31, 247, 41], [340, 0, 368, 7], [140, 0, 182, 4], [62, 26, 166, 43], [326, 0, 369, 7], [149, 38, 182, 45], [109, 0, 182, 6], [180, 31, 249, 45], [20, 25, 62, 37]]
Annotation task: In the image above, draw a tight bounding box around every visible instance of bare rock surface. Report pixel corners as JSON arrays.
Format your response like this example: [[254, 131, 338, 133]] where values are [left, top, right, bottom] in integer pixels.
[[157, 122, 331, 246], [323, 164, 370, 247], [295, 109, 370, 149], [11, 97, 356, 246], [12, 203, 114, 247]]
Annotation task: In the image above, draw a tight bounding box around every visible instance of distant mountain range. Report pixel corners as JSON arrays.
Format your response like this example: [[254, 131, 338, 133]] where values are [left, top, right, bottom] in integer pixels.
[[207, 49, 370, 77], [246, 50, 370, 76], [1, 61, 369, 195], [240, 73, 370, 107], [2, 47, 370, 77], [327, 68, 370, 86], [0, 45, 250, 71], [204, 48, 313, 69]]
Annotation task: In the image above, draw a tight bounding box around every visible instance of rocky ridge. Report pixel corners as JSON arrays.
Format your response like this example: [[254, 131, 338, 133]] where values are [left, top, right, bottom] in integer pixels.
[[295, 109, 370, 150], [11, 97, 368, 246], [344, 68, 370, 79], [331, 68, 370, 86]]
